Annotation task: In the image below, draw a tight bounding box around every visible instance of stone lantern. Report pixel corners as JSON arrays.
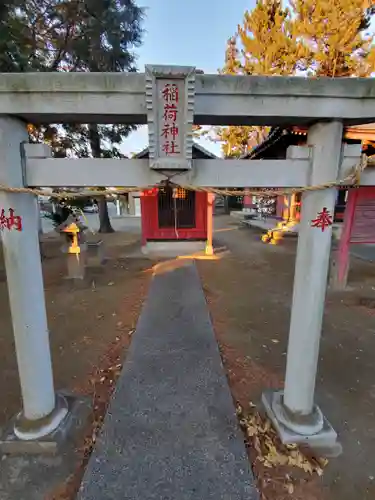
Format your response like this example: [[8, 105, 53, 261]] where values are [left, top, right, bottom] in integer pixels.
[[56, 215, 87, 279]]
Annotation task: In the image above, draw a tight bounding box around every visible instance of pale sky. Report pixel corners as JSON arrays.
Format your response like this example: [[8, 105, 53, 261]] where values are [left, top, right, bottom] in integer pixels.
[[121, 0, 255, 157], [121, 2, 375, 157]]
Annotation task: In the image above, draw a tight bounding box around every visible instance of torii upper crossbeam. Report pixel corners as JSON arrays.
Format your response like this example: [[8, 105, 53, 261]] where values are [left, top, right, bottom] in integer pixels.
[[0, 70, 375, 125]]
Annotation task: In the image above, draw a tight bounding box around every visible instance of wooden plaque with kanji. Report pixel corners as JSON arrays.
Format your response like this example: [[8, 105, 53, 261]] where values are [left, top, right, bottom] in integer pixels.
[[145, 65, 195, 170]]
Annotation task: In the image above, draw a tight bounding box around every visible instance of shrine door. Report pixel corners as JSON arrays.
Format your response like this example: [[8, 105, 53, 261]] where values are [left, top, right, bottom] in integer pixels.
[[158, 186, 195, 229]]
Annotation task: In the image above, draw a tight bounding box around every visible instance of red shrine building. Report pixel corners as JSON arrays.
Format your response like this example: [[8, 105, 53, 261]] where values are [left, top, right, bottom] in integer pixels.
[[136, 143, 217, 255]]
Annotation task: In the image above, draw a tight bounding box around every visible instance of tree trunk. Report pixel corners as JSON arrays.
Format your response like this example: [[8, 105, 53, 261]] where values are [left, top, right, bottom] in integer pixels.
[[37, 199, 45, 259], [88, 124, 114, 233], [224, 195, 230, 214], [98, 196, 114, 233]]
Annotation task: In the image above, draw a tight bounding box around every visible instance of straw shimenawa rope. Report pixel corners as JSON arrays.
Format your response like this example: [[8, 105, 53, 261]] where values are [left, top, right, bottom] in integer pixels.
[[0, 154, 372, 200]]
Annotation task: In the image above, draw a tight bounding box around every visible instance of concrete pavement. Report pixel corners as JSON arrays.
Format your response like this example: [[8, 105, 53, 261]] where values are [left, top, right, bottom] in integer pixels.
[[350, 244, 375, 262], [77, 260, 257, 500]]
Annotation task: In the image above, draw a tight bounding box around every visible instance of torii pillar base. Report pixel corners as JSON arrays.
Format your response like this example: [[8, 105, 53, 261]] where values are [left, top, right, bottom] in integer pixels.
[[261, 390, 342, 457], [0, 392, 90, 455]]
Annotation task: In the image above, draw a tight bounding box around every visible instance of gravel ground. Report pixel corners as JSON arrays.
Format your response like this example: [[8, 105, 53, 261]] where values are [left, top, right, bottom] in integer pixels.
[[197, 215, 375, 500]]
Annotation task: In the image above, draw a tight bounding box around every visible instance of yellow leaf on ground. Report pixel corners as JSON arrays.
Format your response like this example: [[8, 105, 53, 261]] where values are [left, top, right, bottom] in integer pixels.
[[286, 482, 294, 494]]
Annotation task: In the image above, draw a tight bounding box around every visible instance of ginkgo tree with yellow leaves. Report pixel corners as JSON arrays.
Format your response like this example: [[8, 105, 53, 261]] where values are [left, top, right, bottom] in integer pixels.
[[291, 0, 375, 77], [213, 0, 375, 158]]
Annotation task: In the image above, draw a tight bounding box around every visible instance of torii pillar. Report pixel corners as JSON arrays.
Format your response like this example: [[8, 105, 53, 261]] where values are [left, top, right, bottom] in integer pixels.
[[263, 121, 343, 455], [0, 116, 68, 449], [205, 193, 214, 256]]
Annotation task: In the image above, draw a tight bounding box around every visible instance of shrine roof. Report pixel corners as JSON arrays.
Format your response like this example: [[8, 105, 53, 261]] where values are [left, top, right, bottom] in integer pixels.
[[243, 124, 375, 160]]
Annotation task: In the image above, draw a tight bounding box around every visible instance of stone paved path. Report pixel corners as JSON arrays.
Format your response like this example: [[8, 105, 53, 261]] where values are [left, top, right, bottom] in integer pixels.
[[350, 243, 375, 262], [77, 260, 257, 500]]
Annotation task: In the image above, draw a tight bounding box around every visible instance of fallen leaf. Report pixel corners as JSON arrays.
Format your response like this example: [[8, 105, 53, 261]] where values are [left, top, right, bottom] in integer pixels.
[[286, 482, 294, 494], [236, 402, 328, 485], [300, 461, 314, 474], [247, 425, 258, 437], [316, 466, 324, 476]]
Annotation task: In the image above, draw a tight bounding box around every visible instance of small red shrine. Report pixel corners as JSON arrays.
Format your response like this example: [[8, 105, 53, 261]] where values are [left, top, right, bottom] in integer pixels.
[[136, 143, 217, 254]]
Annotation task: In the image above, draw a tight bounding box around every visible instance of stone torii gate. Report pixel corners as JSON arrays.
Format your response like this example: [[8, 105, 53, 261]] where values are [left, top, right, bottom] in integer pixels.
[[1, 65, 375, 453]]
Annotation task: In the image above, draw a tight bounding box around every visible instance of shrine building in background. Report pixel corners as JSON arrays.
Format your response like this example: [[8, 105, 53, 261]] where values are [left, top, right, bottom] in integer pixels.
[[243, 123, 375, 222]]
